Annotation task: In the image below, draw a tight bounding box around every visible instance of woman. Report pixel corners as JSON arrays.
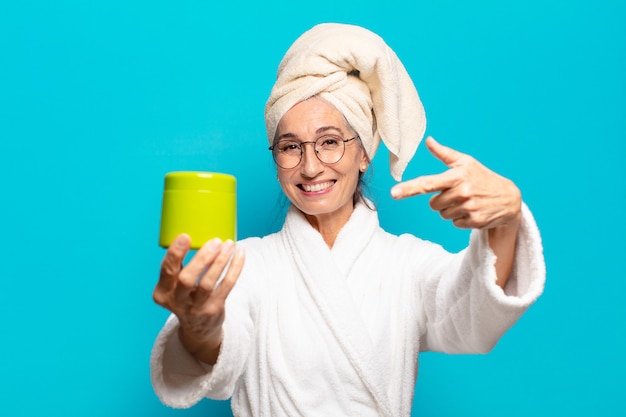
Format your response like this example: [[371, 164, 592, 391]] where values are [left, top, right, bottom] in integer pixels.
[[151, 23, 545, 417]]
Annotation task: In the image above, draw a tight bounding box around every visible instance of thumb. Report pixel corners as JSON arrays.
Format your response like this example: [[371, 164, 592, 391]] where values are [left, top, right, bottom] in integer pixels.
[[426, 136, 465, 168]]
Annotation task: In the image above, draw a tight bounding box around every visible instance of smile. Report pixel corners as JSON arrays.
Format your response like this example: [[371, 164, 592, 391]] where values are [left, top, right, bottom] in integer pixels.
[[299, 180, 335, 193]]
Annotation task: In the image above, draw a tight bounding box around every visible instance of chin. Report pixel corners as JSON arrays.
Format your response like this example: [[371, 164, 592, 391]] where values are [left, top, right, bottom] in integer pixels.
[[295, 198, 354, 218]]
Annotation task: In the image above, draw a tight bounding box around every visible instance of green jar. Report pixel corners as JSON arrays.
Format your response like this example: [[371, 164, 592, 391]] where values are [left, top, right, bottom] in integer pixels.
[[159, 171, 236, 249]]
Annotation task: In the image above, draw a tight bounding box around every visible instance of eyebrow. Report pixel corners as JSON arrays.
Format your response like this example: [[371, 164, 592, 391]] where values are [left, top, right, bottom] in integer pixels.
[[276, 126, 344, 141]]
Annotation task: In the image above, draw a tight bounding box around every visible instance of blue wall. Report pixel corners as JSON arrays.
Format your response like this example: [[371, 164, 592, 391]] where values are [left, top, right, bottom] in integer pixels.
[[1, 1, 624, 416]]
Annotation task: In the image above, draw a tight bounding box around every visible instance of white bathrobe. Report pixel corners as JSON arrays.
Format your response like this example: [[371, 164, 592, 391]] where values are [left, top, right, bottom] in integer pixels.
[[150, 201, 545, 417]]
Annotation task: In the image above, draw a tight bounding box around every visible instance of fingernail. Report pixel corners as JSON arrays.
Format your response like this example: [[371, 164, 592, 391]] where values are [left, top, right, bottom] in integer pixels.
[[223, 240, 235, 251], [176, 234, 189, 247], [391, 186, 401, 198], [207, 238, 221, 250]]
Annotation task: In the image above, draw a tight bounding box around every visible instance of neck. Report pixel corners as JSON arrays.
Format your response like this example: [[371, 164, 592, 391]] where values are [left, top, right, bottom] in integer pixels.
[[303, 204, 355, 248]]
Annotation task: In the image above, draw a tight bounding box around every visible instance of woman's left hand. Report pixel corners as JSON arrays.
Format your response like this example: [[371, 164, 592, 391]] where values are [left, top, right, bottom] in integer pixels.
[[391, 136, 522, 230]]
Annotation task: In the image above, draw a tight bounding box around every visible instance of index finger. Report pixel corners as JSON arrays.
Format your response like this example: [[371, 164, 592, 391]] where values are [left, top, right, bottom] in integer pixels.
[[425, 136, 468, 168], [159, 234, 191, 289], [391, 169, 459, 199]]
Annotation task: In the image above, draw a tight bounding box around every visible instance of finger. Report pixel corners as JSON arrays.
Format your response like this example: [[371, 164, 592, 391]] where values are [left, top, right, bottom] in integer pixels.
[[429, 190, 465, 212], [452, 216, 472, 229], [196, 240, 236, 292], [195, 247, 246, 306], [391, 169, 460, 199], [178, 238, 222, 287], [212, 247, 245, 301], [159, 234, 191, 289], [425, 136, 466, 168], [439, 203, 468, 222]]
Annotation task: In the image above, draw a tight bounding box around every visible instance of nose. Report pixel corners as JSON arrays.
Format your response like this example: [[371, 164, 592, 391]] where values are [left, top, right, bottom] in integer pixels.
[[300, 142, 324, 178]]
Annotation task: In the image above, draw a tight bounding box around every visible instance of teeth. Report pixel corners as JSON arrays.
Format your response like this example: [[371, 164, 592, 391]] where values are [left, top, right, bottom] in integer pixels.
[[302, 181, 334, 192]]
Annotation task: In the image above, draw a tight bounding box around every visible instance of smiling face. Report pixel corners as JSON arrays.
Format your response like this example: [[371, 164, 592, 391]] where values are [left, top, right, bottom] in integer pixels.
[[275, 97, 368, 230]]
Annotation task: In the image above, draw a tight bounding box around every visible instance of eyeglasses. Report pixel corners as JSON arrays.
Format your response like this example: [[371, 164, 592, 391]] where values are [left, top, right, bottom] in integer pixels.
[[269, 135, 359, 169]]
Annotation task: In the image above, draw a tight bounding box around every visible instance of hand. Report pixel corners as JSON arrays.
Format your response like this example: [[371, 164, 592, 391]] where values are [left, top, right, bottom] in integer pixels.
[[153, 234, 245, 364], [391, 137, 522, 230]]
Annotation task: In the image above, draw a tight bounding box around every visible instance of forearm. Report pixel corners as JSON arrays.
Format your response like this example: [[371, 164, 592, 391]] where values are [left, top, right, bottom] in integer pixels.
[[178, 326, 223, 365], [488, 213, 521, 289]]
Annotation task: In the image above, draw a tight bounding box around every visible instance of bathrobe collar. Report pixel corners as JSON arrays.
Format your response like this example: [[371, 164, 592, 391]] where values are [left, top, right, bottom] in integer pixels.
[[281, 200, 394, 417]]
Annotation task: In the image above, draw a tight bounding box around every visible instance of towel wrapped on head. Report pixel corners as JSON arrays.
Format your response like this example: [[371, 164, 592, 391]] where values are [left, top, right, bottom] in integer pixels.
[[265, 23, 426, 181]]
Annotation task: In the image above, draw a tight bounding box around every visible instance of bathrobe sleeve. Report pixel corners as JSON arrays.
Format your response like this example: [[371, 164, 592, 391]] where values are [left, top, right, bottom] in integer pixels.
[[150, 238, 262, 408], [417, 202, 545, 353]]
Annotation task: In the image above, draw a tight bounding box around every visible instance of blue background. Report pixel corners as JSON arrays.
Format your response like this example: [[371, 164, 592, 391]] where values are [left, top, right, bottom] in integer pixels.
[[1, 1, 624, 416]]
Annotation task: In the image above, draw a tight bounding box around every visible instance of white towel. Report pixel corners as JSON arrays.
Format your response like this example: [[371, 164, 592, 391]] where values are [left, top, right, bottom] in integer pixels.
[[265, 23, 426, 181]]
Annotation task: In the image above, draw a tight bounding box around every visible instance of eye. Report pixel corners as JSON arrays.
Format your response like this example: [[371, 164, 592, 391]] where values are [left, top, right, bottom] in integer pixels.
[[277, 141, 300, 153], [318, 136, 341, 148]]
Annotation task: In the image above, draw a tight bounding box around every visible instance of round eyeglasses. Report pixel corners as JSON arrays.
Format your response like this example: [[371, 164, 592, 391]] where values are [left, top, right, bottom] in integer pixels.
[[269, 135, 359, 169]]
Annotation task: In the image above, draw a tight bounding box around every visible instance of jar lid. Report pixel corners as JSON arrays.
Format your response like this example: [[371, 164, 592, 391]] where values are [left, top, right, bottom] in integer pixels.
[[164, 171, 236, 192]]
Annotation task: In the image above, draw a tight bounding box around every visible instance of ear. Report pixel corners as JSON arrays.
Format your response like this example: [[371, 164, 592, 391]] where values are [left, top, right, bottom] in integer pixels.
[[359, 151, 369, 173]]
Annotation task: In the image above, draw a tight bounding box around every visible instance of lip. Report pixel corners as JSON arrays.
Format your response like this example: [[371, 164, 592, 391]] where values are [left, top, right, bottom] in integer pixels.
[[298, 180, 336, 194]]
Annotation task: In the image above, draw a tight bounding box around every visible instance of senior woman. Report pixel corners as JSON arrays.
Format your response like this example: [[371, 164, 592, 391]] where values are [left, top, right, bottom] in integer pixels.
[[151, 23, 545, 417]]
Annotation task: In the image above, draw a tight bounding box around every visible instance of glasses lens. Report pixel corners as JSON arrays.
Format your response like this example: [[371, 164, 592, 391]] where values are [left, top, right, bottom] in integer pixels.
[[315, 135, 345, 164], [273, 140, 301, 169]]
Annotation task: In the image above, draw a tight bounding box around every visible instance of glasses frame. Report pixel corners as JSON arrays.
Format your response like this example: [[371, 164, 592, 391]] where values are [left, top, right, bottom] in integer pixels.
[[269, 136, 359, 169]]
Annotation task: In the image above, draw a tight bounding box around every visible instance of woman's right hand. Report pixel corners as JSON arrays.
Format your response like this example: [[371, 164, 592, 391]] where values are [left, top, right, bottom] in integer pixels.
[[153, 234, 245, 365]]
